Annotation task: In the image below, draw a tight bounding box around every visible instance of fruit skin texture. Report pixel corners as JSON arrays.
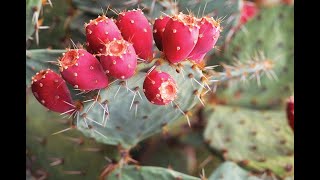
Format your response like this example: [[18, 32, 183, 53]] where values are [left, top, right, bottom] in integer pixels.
[[85, 15, 122, 54], [286, 96, 294, 131], [153, 16, 170, 51], [240, 1, 259, 25], [116, 9, 153, 61], [59, 49, 108, 91], [162, 13, 199, 63], [99, 39, 137, 79], [143, 69, 178, 105], [188, 17, 221, 63], [31, 69, 74, 113]]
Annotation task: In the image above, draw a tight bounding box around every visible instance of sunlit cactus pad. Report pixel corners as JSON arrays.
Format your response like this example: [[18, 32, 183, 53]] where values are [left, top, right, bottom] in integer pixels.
[[216, 5, 294, 108], [76, 60, 204, 149], [203, 105, 294, 178], [208, 161, 262, 180]]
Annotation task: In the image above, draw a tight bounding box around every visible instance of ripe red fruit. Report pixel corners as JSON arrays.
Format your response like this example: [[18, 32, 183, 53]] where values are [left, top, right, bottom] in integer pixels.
[[143, 69, 178, 105], [286, 96, 294, 131], [153, 16, 170, 51], [58, 49, 108, 91], [188, 17, 221, 63], [239, 1, 259, 26], [99, 39, 137, 79], [162, 13, 199, 63], [31, 69, 74, 113], [116, 9, 153, 61], [85, 15, 122, 54]]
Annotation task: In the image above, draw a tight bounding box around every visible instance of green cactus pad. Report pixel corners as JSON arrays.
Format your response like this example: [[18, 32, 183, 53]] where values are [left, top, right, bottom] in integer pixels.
[[75, 60, 204, 149], [107, 165, 200, 180], [178, 0, 243, 47], [216, 5, 294, 108], [26, 49, 65, 86], [208, 161, 262, 180], [203, 105, 294, 178], [26, 0, 42, 40], [26, 93, 119, 180]]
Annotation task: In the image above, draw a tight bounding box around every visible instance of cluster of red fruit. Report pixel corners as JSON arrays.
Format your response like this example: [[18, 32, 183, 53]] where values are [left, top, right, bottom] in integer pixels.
[[31, 9, 221, 114]]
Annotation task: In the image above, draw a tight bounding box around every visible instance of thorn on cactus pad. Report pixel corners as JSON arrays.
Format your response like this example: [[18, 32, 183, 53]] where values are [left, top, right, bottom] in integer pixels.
[[49, 157, 64, 166], [51, 127, 74, 136], [63, 170, 86, 175]]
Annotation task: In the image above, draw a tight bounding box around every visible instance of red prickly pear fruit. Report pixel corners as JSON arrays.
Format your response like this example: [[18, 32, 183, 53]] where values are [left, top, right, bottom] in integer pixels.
[[162, 13, 200, 63], [58, 49, 109, 91], [31, 69, 74, 113], [239, 1, 259, 26], [188, 17, 221, 63], [85, 15, 122, 54], [116, 9, 153, 61], [153, 16, 170, 51], [99, 39, 137, 79], [286, 96, 294, 131], [143, 69, 178, 105]]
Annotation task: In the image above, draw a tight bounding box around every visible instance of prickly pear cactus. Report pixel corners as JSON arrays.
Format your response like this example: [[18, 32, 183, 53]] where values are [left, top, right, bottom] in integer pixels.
[[75, 60, 204, 149], [203, 105, 294, 178], [26, 0, 42, 41], [26, 93, 119, 180], [26, 49, 65, 86], [208, 161, 262, 180], [215, 5, 294, 108], [107, 165, 200, 180]]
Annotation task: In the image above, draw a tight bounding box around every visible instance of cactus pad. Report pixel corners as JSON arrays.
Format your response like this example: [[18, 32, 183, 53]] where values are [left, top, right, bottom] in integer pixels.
[[203, 105, 294, 178], [26, 93, 119, 180], [208, 161, 262, 180], [216, 5, 294, 108], [75, 60, 204, 149]]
